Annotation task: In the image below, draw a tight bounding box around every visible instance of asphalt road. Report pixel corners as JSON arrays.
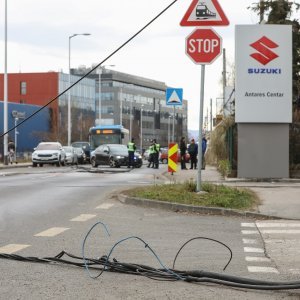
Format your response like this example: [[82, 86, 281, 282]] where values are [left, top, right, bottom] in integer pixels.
[[0, 165, 300, 299]]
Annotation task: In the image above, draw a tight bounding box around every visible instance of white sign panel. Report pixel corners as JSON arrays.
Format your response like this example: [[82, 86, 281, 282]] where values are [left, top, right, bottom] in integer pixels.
[[235, 25, 292, 123]]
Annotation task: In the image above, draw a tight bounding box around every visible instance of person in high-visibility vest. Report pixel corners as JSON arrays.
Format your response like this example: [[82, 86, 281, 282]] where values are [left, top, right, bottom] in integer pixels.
[[127, 138, 136, 168], [153, 139, 160, 169], [147, 140, 156, 168]]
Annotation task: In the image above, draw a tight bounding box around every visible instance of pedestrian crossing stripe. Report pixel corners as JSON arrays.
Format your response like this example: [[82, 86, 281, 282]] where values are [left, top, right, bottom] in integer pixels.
[[168, 143, 178, 173], [0, 244, 30, 254], [34, 227, 70, 237]]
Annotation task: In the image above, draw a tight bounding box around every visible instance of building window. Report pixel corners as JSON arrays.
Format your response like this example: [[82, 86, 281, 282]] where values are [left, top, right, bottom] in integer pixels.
[[20, 82, 27, 95]]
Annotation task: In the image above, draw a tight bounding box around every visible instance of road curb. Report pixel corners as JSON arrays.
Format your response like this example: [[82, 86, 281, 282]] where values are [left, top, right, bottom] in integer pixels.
[[117, 194, 284, 220]]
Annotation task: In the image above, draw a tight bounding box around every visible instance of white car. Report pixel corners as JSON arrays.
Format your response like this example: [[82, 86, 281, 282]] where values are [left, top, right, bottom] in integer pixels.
[[32, 142, 66, 167]]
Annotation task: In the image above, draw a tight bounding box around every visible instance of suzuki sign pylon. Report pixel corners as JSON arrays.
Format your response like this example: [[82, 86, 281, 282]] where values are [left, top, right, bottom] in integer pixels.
[[186, 28, 222, 64]]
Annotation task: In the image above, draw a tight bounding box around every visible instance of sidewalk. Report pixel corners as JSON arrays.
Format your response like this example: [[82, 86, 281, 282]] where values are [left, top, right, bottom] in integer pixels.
[[162, 165, 300, 220]]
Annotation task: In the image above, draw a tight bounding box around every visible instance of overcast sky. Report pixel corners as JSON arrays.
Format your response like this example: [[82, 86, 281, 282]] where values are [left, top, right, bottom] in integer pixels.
[[1, 1, 270, 129]]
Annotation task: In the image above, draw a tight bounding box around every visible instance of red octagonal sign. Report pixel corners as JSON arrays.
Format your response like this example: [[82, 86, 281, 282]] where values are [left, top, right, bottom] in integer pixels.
[[186, 28, 222, 64]]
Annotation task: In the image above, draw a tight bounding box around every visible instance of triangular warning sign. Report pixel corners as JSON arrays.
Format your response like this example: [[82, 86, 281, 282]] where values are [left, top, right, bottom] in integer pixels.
[[180, 0, 229, 26]]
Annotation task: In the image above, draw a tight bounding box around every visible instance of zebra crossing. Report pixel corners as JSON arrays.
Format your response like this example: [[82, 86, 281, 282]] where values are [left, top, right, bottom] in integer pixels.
[[241, 220, 300, 275]]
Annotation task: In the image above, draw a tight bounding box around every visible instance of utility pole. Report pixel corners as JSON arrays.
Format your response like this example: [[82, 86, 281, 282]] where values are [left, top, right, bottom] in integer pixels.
[[222, 48, 226, 116], [259, 0, 265, 23], [210, 98, 212, 135]]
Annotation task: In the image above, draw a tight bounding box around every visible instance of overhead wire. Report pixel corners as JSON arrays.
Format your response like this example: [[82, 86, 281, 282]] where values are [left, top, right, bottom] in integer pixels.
[[1, 0, 179, 138]]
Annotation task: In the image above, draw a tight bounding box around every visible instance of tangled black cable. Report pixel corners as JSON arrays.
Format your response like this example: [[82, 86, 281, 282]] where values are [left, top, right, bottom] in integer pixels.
[[1, 221, 300, 290]]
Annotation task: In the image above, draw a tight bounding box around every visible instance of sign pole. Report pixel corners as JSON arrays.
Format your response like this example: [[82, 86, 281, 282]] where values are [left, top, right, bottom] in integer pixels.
[[172, 106, 175, 142], [197, 65, 205, 192]]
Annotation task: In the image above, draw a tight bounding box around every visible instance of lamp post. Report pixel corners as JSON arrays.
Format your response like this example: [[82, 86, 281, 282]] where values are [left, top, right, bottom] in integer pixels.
[[140, 104, 143, 152], [68, 33, 90, 146], [97, 65, 115, 125], [120, 88, 123, 126], [129, 95, 133, 141], [14, 117, 18, 162], [3, 0, 8, 164]]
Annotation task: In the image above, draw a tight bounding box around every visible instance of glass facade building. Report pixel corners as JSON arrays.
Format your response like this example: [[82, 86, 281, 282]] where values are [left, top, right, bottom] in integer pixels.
[[71, 66, 188, 149]]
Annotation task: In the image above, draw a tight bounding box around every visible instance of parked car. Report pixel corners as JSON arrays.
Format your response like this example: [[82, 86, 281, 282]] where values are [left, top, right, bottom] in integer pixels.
[[32, 142, 66, 167], [160, 149, 190, 164], [73, 147, 86, 164], [143, 149, 150, 161], [71, 141, 91, 162], [90, 144, 142, 168], [62, 146, 78, 165]]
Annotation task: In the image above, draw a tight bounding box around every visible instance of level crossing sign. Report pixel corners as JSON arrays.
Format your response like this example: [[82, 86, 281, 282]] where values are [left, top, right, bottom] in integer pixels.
[[166, 88, 183, 106], [180, 0, 229, 27], [168, 143, 178, 173]]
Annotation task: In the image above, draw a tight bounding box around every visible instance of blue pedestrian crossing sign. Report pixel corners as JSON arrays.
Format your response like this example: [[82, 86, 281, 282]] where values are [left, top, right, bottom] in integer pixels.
[[166, 88, 183, 106]]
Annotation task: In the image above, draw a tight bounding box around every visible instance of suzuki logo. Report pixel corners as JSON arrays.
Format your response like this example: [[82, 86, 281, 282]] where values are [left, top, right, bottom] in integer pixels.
[[250, 36, 279, 65]]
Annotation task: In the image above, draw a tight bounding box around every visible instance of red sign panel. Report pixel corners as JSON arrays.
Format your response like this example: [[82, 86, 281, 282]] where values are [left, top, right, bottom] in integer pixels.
[[186, 28, 222, 64]]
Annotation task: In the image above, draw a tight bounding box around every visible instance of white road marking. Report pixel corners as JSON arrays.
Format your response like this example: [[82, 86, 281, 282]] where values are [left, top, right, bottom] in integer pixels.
[[244, 247, 264, 253], [0, 244, 30, 254], [34, 227, 70, 237], [248, 266, 279, 273], [257, 223, 300, 228], [241, 223, 256, 227], [70, 214, 97, 222], [245, 256, 271, 262], [242, 238, 257, 244], [241, 230, 259, 235], [96, 203, 114, 210], [260, 230, 300, 234]]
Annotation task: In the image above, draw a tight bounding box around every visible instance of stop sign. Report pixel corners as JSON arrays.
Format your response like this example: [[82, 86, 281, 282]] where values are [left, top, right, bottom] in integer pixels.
[[186, 28, 222, 64]]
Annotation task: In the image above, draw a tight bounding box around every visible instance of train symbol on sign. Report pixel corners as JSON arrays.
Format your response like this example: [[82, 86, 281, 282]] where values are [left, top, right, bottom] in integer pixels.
[[196, 3, 216, 19]]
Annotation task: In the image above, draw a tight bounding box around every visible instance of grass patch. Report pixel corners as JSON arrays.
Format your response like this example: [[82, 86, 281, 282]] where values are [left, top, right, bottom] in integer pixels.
[[124, 181, 260, 211]]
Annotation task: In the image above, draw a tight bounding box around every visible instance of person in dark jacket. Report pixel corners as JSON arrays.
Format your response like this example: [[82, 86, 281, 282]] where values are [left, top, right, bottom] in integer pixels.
[[188, 138, 198, 169], [202, 136, 207, 170], [179, 136, 187, 170]]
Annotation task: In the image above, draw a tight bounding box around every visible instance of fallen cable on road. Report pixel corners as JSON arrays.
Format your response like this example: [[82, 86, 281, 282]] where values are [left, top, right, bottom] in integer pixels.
[[1, 221, 300, 291]]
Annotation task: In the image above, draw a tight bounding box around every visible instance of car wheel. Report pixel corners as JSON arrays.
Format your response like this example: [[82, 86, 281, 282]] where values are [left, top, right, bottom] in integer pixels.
[[91, 157, 98, 168], [32, 163, 37, 167], [39, 164, 43, 167], [162, 158, 168, 164], [109, 158, 116, 168], [56, 158, 61, 167]]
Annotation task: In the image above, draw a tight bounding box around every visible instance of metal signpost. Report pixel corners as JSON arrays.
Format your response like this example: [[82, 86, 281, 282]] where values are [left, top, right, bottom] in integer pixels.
[[180, 0, 229, 192], [166, 88, 183, 174]]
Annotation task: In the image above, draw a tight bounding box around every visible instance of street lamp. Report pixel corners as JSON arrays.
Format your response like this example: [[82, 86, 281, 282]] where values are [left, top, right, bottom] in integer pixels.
[[129, 95, 133, 141], [140, 104, 144, 152], [3, 0, 8, 164], [68, 33, 90, 146], [97, 65, 115, 126], [14, 117, 18, 162], [152, 110, 156, 139]]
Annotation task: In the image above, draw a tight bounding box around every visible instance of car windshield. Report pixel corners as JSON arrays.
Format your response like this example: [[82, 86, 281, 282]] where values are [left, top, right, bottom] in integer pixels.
[[36, 143, 60, 150], [72, 142, 89, 149], [63, 147, 72, 153], [109, 145, 128, 155]]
